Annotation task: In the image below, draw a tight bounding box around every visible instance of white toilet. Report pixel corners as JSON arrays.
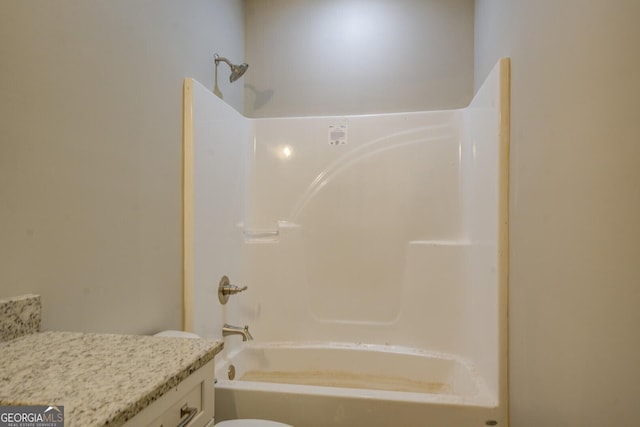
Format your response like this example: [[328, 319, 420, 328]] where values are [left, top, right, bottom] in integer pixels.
[[154, 330, 293, 427]]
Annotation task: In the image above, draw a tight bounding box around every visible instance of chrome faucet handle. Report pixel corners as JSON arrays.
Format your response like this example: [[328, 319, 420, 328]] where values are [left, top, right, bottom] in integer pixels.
[[218, 276, 248, 304], [223, 285, 248, 295]]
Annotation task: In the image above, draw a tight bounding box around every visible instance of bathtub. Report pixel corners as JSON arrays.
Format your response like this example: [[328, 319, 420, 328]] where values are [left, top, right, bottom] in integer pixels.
[[214, 342, 502, 427]]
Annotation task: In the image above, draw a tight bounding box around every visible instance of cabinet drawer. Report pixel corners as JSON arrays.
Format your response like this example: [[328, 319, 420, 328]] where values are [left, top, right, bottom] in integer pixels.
[[123, 360, 214, 427], [148, 380, 202, 427]]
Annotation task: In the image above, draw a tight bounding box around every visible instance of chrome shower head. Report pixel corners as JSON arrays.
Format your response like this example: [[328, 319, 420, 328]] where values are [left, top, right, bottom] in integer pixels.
[[214, 53, 249, 83], [229, 63, 249, 83]]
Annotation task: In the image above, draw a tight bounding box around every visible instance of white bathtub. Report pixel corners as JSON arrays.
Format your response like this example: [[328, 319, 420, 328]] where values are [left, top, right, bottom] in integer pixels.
[[214, 342, 503, 427]]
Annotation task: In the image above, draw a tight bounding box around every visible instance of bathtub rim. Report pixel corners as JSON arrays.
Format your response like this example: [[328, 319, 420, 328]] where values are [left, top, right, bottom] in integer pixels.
[[214, 340, 498, 408]]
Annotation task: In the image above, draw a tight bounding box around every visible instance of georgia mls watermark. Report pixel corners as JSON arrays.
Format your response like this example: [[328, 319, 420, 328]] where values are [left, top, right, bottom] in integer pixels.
[[0, 405, 64, 427]]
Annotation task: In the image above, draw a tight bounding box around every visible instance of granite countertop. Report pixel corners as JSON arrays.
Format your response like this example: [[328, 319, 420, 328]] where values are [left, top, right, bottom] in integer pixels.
[[0, 331, 223, 427]]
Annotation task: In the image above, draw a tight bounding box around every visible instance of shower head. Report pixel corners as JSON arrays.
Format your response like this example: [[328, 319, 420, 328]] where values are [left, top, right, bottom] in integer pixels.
[[229, 62, 249, 83], [214, 53, 249, 83]]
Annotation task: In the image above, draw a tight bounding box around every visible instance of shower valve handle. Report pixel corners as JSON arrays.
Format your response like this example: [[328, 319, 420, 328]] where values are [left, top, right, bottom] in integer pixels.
[[218, 276, 247, 304], [222, 285, 248, 296]]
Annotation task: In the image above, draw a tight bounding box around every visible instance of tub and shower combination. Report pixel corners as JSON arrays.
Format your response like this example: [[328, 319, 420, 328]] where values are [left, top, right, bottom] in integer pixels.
[[183, 59, 510, 426]]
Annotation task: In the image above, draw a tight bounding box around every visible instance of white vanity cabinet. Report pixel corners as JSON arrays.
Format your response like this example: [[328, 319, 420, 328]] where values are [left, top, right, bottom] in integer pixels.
[[123, 359, 215, 427]]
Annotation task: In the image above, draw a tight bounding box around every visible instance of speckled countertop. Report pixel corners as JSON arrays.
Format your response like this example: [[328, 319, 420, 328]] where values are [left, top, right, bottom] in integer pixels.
[[0, 331, 223, 427]]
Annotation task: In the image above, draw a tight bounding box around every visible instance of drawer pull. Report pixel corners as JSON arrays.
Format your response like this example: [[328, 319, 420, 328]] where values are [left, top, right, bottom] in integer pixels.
[[177, 404, 197, 427]]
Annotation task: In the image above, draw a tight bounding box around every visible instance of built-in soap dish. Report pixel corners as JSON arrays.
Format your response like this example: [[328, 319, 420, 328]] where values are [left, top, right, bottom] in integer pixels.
[[243, 228, 279, 242], [242, 221, 300, 243]]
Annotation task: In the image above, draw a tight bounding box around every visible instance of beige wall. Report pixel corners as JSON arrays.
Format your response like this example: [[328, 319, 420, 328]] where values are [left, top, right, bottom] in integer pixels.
[[476, 1, 640, 425], [243, 0, 474, 117], [0, 0, 244, 334]]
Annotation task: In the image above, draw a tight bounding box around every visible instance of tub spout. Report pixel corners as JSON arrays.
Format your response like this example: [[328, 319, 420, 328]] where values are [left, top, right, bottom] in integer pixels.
[[222, 323, 253, 341]]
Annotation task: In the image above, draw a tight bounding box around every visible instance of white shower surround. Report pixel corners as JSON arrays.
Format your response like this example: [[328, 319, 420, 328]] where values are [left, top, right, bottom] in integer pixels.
[[183, 58, 509, 426]]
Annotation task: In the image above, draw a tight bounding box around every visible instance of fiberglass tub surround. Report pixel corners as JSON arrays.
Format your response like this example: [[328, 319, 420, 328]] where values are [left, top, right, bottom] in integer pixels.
[[184, 58, 509, 427]]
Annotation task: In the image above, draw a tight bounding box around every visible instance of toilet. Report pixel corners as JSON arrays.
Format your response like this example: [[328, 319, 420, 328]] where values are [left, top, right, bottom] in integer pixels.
[[154, 330, 293, 427]]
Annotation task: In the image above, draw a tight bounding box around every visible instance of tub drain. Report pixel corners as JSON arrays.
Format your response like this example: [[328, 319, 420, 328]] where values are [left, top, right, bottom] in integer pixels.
[[228, 364, 236, 380]]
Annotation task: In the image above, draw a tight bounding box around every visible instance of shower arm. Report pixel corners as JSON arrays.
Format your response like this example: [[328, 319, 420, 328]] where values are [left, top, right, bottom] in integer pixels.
[[214, 54, 233, 67]]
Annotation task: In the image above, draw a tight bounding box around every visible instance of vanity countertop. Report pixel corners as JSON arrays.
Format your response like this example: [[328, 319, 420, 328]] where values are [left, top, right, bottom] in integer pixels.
[[0, 330, 223, 427]]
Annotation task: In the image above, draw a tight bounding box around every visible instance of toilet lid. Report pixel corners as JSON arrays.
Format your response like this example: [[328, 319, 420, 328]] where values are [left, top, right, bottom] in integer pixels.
[[153, 330, 201, 339], [216, 420, 293, 427]]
